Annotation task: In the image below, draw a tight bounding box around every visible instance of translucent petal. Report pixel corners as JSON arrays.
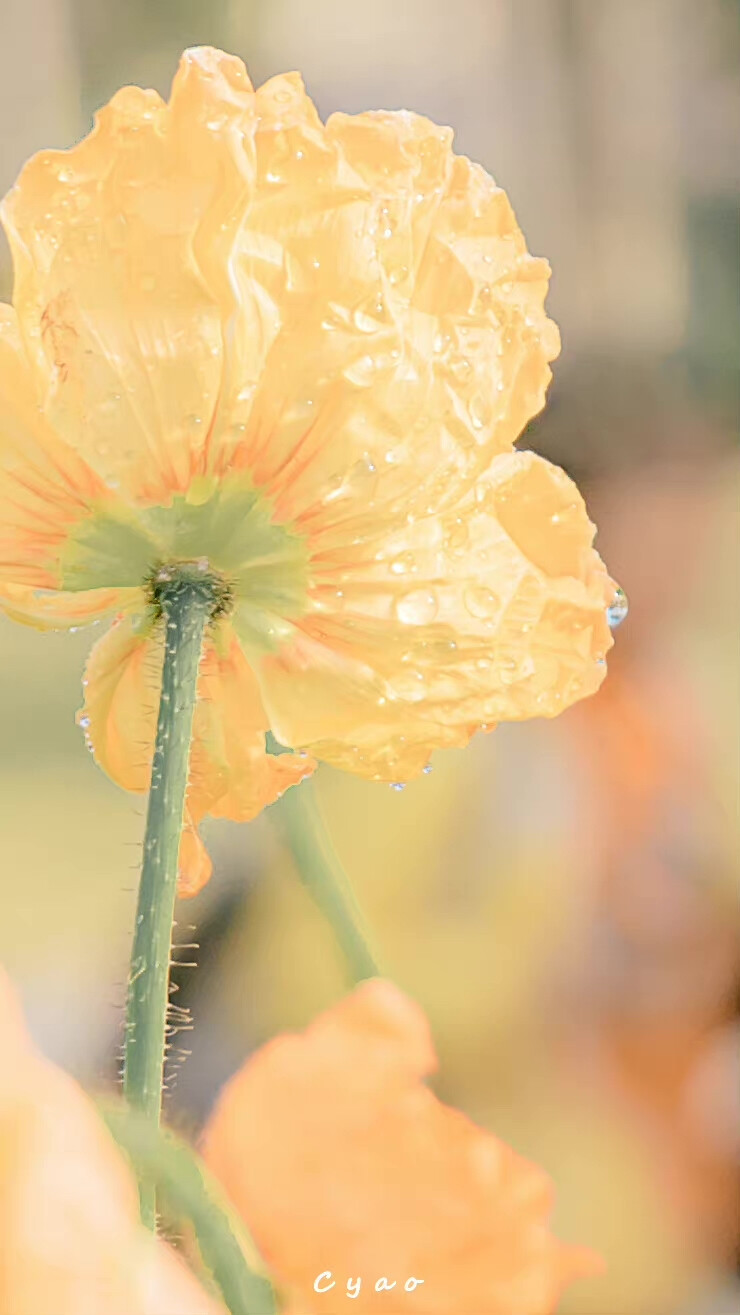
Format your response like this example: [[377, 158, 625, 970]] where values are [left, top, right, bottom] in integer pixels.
[[252, 452, 613, 779], [220, 91, 560, 535], [1, 49, 258, 503], [0, 305, 107, 593], [80, 612, 314, 895]]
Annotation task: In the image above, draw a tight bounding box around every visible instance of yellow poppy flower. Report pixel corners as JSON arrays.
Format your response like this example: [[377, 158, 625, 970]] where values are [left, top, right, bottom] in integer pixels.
[[0, 47, 616, 893]]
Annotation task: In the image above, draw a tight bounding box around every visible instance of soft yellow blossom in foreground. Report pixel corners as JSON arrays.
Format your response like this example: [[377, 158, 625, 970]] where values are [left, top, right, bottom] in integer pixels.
[[0, 47, 616, 892], [0, 970, 223, 1314], [202, 979, 602, 1314]]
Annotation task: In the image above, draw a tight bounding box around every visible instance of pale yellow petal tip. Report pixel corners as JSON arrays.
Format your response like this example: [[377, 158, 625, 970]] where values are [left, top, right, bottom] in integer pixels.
[[97, 84, 164, 128], [256, 69, 310, 105], [177, 45, 255, 96]]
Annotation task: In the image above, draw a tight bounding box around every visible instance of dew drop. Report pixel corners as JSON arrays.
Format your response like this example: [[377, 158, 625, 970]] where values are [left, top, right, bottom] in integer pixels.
[[447, 517, 468, 551], [390, 669, 427, 701], [390, 782, 405, 792], [79, 715, 90, 729], [469, 394, 492, 433], [606, 586, 629, 629], [464, 586, 499, 620], [389, 551, 415, 577], [394, 589, 438, 625], [422, 764, 433, 775], [353, 308, 380, 333]]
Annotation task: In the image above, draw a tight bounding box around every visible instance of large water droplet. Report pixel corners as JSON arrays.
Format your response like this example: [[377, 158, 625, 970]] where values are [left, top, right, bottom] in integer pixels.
[[353, 308, 381, 334], [391, 669, 427, 701], [607, 586, 629, 630], [394, 589, 438, 625]]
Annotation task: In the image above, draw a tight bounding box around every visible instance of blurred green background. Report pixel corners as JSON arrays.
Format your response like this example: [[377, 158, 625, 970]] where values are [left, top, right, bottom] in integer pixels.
[[0, 3, 738, 1312]]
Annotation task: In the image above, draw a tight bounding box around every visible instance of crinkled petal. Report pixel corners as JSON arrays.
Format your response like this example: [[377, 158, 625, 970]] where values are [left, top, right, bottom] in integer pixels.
[[80, 613, 314, 895], [251, 452, 613, 779], [3, 53, 557, 530], [0, 305, 110, 592], [0, 970, 224, 1314], [189, 625, 315, 824], [201, 979, 600, 1315], [219, 89, 559, 539], [79, 612, 161, 792], [1, 49, 258, 504]]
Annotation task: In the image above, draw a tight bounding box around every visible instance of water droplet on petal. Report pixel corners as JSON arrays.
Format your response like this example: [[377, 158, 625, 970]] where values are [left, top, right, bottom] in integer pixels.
[[390, 669, 427, 701], [394, 589, 438, 625], [422, 764, 433, 775], [389, 551, 416, 577], [464, 586, 499, 620], [607, 586, 629, 629], [390, 782, 405, 792], [353, 308, 380, 333], [469, 396, 489, 431], [447, 517, 469, 551]]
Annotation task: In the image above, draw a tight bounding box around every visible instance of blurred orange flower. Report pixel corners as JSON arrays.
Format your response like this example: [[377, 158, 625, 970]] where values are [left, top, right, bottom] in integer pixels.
[[201, 979, 600, 1314], [0, 47, 615, 893], [0, 969, 223, 1315]]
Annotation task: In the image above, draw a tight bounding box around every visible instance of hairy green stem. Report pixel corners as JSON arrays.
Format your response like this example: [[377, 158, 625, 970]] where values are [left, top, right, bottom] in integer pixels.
[[268, 752, 381, 983], [124, 572, 213, 1228], [101, 1102, 276, 1315]]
